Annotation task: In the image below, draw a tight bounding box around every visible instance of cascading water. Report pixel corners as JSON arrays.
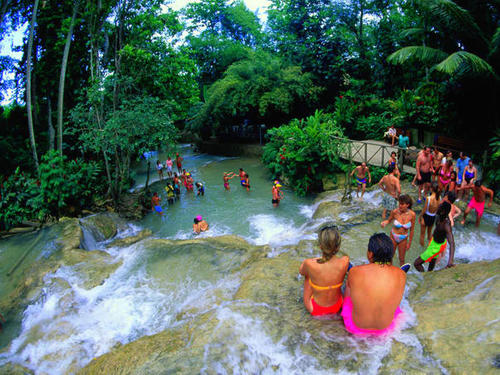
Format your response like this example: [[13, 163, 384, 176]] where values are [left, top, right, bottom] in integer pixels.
[[0, 145, 499, 374]]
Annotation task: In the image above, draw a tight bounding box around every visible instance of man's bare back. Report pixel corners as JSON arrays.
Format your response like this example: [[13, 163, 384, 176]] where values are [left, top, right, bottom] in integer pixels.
[[380, 174, 400, 198]]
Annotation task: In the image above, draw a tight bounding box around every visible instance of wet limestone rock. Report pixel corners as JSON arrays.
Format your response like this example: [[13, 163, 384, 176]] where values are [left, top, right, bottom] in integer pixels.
[[0, 363, 34, 375], [62, 249, 123, 289], [80, 213, 118, 241], [409, 259, 500, 374], [312, 200, 344, 220], [56, 217, 83, 252], [106, 229, 153, 248]]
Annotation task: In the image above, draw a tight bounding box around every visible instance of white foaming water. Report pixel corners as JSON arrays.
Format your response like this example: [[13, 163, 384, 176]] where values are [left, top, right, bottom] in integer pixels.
[[202, 307, 331, 375], [454, 229, 500, 261], [2, 241, 239, 374], [247, 214, 315, 247]]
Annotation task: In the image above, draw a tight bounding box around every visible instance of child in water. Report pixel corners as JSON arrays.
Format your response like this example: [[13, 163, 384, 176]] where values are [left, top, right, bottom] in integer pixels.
[[196, 182, 205, 196], [193, 215, 209, 234], [151, 192, 163, 215], [241, 173, 250, 191]]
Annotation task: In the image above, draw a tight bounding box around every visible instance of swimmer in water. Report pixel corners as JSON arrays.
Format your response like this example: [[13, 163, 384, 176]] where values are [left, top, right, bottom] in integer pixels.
[[151, 192, 163, 215], [186, 172, 194, 192], [299, 225, 349, 317], [196, 182, 205, 196], [381, 194, 416, 266], [342, 233, 406, 336], [241, 173, 250, 191], [350, 162, 371, 199], [223, 172, 236, 191], [414, 201, 455, 271], [193, 215, 209, 234], [272, 181, 284, 207]]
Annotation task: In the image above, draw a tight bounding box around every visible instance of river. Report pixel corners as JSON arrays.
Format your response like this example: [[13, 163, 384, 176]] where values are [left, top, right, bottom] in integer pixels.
[[0, 145, 499, 374]]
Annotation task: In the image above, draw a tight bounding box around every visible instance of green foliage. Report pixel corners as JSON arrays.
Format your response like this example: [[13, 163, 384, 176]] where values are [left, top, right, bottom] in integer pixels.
[[190, 51, 322, 138], [484, 130, 500, 192], [0, 168, 43, 230], [39, 150, 103, 218], [262, 111, 345, 195]]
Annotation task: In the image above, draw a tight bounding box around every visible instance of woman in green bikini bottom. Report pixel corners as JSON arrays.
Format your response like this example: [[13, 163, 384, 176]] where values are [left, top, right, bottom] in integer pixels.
[[414, 202, 455, 271], [299, 226, 349, 317]]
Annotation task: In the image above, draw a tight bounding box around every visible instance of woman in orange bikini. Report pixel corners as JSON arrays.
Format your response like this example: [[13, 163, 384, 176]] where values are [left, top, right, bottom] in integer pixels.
[[299, 226, 349, 317]]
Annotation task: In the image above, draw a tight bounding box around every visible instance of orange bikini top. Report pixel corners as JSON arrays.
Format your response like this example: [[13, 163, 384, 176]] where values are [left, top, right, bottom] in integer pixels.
[[308, 278, 343, 290]]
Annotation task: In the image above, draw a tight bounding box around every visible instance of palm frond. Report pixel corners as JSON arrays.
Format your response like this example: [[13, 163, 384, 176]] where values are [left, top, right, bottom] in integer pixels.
[[423, 0, 480, 34], [387, 46, 447, 65], [400, 28, 425, 39], [435, 51, 495, 75], [489, 26, 500, 57]]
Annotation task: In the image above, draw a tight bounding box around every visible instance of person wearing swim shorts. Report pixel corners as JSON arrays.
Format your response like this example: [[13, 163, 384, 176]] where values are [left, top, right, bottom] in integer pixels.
[[165, 156, 173, 177], [381, 194, 416, 266], [223, 172, 236, 191], [193, 215, 209, 234], [419, 182, 441, 246], [175, 153, 183, 174], [458, 181, 494, 227], [350, 162, 371, 199], [414, 202, 455, 271], [342, 233, 406, 336], [432, 146, 443, 182], [378, 164, 401, 219], [299, 226, 349, 317], [272, 181, 284, 207], [461, 159, 477, 199], [416, 146, 433, 203], [151, 192, 163, 215]]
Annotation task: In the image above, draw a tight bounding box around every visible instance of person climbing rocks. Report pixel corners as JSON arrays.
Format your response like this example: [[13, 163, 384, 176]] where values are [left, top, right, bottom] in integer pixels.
[[350, 162, 371, 199]]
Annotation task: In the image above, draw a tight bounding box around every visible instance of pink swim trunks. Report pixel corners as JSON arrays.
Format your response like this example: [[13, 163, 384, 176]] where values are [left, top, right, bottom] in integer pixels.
[[467, 197, 485, 217], [341, 296, 402, 337]]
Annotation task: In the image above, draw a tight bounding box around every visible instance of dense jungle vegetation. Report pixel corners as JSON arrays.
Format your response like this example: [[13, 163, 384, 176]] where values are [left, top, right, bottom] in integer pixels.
[[1, 0, 499, 227]]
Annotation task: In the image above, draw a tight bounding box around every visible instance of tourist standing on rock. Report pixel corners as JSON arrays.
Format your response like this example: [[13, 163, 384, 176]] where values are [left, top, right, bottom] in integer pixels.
[[416, 146, 433, 203], [381, 194, 416, 266], [341, 233, 406, 336], [223, 172, 236, 191], [272, 181, 284, 207], [388, 152, 400, 178], [461, 159, 477, 199], [350, 162, 371, 199], [432, 146, 443, 182], [455, 152, 470, 199], [165, 156, 173, 178], [151, 192, 163, 215], [156, 160, 164, 181], [419, 182, 441, 246], [299, 226, 349, 317], [437, 159, 454, 193], [175, 153, 183, 174], [414, 202, 455, 272], [378, 165, 400, 219], [459, 181, 494, 227], [193, 215, 209, 234]]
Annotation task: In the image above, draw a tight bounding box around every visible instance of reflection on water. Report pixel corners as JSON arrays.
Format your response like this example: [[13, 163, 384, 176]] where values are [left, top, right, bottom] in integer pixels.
[[0, 146, 499, 374]]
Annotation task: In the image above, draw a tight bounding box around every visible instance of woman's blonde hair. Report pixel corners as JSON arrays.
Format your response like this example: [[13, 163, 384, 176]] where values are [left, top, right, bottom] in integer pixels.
[[317, 225, 341, 263]]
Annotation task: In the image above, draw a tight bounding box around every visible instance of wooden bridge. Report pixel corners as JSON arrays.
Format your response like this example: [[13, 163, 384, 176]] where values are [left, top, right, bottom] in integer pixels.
[[333, 137, 417, 175]]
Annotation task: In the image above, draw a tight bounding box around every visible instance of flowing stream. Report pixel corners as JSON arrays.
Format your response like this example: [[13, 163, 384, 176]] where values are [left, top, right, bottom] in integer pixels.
[[0, 145, 499, 374]]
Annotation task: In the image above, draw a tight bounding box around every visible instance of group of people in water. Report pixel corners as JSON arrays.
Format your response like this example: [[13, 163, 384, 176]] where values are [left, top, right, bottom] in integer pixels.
[[151, 154, 285, 235]]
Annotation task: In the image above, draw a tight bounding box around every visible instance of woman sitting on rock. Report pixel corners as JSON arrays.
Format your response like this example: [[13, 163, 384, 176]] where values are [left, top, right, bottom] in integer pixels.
[[299, 226, 349, 317]]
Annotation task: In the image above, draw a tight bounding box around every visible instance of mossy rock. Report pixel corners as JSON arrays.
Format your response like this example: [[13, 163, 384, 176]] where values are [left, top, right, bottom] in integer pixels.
[[409, 259, 500, 374], [0, 363, 34, 375], [56, 217, 83, 251], [106, 229, 153, 248], [312, 200, 344, 220], [80, 213, 118, 241]]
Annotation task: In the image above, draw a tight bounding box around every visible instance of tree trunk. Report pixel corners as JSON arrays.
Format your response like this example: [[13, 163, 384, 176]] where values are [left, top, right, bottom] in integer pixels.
[[145, 160, 151, 190], [56, 1, 79, 155], [26, 0, 40, 175], [47, 97, 55, 150]]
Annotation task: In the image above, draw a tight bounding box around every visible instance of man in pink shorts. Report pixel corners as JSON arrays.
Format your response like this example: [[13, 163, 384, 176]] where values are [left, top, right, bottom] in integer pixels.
[[459, 180, 494, 227], [341, 233, 406, 336]]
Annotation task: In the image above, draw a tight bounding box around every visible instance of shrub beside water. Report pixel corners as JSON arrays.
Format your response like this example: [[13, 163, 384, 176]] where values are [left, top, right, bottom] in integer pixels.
[[262, 111, 346, 195]]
